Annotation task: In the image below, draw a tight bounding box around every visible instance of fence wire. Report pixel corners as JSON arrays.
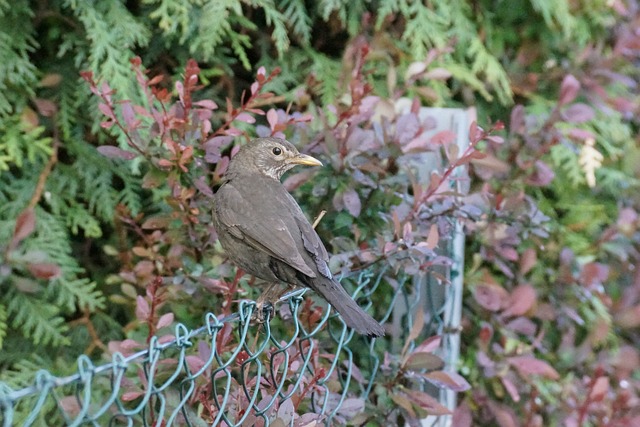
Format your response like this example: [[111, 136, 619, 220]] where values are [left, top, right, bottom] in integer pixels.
[[0, 261, 461, 427]]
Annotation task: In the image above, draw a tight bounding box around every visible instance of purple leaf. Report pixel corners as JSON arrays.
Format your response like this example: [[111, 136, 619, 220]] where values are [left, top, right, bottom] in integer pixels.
[[568, 128, 596, 140], [121, 101, 138, 128], [395, 113, 420, 145], [337, 397, 364, 418], [342, 188, 362, 217], [194, 176, 214, 197], [510, 105, 525, 135], [97, 146, 138, 160], [526, 160, 555, 186], [563, 103, 595, 123], [559, 74, 580, 105]]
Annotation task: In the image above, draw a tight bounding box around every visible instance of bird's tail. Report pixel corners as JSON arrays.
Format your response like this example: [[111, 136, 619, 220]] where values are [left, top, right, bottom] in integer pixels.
[[310, 277, 385, 337]]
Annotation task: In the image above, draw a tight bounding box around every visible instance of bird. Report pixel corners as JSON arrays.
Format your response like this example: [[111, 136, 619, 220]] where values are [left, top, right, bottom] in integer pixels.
[[212, 137, 385, 337]]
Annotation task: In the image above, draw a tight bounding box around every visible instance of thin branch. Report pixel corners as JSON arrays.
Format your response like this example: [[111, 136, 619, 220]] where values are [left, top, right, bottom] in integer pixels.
[[312, 209, 327, 229], [28, 139, 59, 209]]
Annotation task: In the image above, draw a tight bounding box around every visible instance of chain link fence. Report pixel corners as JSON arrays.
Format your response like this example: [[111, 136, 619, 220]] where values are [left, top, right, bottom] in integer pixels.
[[0, 108, 470, 427]]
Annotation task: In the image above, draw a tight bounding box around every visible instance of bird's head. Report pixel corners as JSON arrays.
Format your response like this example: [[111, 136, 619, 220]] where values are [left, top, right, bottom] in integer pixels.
[[228, 137, 323, 181]]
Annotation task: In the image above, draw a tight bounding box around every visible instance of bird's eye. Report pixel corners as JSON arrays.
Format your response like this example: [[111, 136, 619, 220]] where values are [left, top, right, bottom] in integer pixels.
[[272, 147, 282, 156]]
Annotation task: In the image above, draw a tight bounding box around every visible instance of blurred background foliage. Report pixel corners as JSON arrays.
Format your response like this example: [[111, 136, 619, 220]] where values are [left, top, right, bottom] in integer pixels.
[[1, 0, 639, 425]]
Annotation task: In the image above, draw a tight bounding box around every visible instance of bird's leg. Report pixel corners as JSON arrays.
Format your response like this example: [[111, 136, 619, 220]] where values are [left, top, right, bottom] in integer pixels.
[[253, 282, 283, 323]]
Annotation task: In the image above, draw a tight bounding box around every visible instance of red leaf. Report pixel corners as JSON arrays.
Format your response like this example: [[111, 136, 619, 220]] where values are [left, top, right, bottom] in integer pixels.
[[224, 128, 243, 136], [519, 248, 537, 275], [135, 296, 150, 321], [27, 262, 61, 280], [430, 130, 456, 145], [559, 74, 581, 105], [185, 355, 205, 373], [423, 68, 452, 80], [266, 109, 279, 130], [11, 208, 36, 249], [194, 99, 217, 110], [98, 103, 115, 119], [452, 402, 473, 427], [58, 396, 81, 416], [402, 133, 430, 153], [422, 370, 471, 391], [589, 376, 609, 401], [501, 376, 521, 402], [404, 352, 445, 371], [390, 393, 416, 418], [121, 102, 139, 129], [156, 312, 174, 329], [507, 356, 559, 380], [235, 112, 255, 124], [580, 262, 610, 288], [97, 146, 138, 160], [468, 121, 479, 142], [414, 335, 441, 354], [119, 338, 142, 351], [488, 401, 519, 427], [147, 74, 164, 86], [474, 283, 509, 312], [122, 391, 144, 402], [34, 98, 57, 117], [405, 389, 451, 415], [502, 284, 536, 317], [425, 224, 439, 250]]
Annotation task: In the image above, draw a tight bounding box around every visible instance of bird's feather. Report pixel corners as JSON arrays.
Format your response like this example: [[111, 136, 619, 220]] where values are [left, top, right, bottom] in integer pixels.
[[214, 181, 317, 278]]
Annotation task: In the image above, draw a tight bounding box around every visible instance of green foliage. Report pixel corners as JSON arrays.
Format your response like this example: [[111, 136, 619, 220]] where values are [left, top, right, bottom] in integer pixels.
[[0, 3, 37, 116], [0, 0, 638, 425], [0, 117, 52, 170]]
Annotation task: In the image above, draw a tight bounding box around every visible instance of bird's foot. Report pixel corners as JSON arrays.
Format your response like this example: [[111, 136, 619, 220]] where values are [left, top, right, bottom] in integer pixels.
[[252, 300, 275, 324]]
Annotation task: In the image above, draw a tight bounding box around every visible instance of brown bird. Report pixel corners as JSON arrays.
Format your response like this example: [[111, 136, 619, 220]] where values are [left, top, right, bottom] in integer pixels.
[[212, 137, 385, 337]]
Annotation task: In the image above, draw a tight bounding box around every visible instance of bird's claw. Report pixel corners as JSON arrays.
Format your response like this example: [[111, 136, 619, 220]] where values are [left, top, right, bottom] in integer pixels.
[[252, 301, 274, 324]]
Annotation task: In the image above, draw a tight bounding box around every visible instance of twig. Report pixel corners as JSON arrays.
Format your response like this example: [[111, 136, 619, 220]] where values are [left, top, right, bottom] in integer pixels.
[[28, 139, 59, 209], [312, 210, 327, 229], [68, 309, 108, 354]]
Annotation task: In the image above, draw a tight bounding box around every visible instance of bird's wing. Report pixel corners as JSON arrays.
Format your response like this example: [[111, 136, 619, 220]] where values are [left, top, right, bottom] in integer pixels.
[[215, 183, 317, 278], [290, 200, 333, 280]]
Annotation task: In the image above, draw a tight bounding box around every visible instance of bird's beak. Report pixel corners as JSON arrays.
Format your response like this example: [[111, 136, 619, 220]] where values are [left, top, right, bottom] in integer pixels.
[[288, 153, 323, 167]]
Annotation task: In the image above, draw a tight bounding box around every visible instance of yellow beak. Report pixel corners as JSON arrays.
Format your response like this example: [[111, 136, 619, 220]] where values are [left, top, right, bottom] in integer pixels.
[[289, 153, 323, 167]]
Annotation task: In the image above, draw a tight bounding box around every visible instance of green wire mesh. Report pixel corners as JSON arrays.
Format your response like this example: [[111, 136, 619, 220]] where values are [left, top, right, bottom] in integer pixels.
[[0, 263, 461, 427]]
